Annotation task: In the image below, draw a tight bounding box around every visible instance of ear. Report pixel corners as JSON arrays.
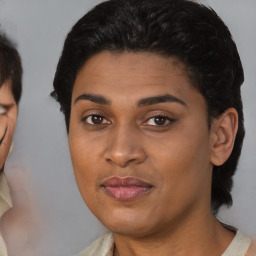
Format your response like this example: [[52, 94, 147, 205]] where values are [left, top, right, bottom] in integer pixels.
[[210, 108, 238, 166]]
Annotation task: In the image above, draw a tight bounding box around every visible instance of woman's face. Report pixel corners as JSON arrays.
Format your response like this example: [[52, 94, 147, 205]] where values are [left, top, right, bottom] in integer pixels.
[[69, 51, 214, 237], [0, 81, 18, 170]]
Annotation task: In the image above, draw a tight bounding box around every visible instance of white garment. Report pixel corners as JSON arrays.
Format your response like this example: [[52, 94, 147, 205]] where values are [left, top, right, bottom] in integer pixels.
[[78, 230, 254, 256], [222, 230, 251, 256], [78, 233, 114, 256], [0, 172, 12, 256]]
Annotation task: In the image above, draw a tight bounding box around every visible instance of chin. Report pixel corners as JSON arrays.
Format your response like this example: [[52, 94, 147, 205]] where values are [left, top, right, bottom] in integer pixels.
[[106, 221, 153, 238], [96, 207, 156, 237]]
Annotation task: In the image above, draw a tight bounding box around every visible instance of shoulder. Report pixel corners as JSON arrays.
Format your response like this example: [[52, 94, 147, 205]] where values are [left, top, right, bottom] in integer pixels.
[[77, 232, 114, 256]]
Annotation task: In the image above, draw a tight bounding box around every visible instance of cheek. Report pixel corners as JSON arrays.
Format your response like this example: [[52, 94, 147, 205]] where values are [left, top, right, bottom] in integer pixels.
[[70, 133, 103, 170], [70, 139, 92, 180], [69, 132, 102, 202], [148, 123, 211, 195]]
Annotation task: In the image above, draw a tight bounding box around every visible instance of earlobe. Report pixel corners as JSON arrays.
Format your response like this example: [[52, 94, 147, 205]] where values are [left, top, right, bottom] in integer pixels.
[[210, 108, 238, 166]]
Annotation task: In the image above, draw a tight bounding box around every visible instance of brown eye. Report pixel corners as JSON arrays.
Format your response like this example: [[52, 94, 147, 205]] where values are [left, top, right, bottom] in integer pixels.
[[154, 116, 167, 125], [84, 114, 110, 125], [91, 115, 103, 124], [144, 115, 176, 126]]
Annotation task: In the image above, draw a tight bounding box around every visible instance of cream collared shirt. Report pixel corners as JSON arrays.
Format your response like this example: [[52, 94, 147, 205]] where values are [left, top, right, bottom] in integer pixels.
[[78, 230, 256, 256], [0, 172, 12, 256]]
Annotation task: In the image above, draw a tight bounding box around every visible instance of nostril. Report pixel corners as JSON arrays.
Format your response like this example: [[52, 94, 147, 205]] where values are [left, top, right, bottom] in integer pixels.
[[105, 157, 136, 168], [123, 159, 136, 167], [106, 159, 112, 164]]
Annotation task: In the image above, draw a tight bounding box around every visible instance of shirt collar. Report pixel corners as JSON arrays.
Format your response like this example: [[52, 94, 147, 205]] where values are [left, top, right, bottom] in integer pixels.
[[78, 232, 114, 256]]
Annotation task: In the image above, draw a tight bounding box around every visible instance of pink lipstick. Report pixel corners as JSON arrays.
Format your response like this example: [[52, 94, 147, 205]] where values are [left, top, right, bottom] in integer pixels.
[[101, 176, 152, 200]]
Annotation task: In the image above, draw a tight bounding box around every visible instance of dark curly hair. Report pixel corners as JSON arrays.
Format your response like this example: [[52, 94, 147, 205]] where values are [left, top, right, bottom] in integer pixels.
[[0, 31, 22, 104], [51, 0, 244, 214]]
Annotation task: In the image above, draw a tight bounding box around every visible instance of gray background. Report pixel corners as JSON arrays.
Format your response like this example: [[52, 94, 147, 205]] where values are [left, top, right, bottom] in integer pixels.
[[0, 0, 255, 255]]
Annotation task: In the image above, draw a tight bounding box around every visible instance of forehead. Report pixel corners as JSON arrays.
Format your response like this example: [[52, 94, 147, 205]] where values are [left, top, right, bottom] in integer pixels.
[[73, 51, 194, 97], [80, 51, 187, 73]]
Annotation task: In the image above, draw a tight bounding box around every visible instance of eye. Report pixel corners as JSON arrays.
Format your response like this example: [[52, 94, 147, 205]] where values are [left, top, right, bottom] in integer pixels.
[[83, 114, 110, 125], [0, 105, 7, 115], [144, 115, 176, 126]]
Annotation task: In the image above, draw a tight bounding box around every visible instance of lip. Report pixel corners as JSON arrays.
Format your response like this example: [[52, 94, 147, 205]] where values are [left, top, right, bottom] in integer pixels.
[[101, 176, 153, 201]]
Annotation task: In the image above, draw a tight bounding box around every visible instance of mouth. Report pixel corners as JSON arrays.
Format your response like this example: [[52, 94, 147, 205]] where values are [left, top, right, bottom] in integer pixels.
[[101, 176, 153, 201]]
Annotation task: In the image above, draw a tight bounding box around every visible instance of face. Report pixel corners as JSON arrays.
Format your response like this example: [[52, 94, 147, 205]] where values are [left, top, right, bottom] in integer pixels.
[[0, 81, 18, 170], [69, 51, 214, 237]]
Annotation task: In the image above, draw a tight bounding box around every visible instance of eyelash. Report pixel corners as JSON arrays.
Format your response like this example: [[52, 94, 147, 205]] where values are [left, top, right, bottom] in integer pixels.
[[82, 114, 111, 126], [143, 115, 176, 127], [82, 113, 176, 128]]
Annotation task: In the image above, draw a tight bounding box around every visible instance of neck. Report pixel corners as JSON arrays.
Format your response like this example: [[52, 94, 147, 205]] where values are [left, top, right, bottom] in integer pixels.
[[113, 213, 235, 256]]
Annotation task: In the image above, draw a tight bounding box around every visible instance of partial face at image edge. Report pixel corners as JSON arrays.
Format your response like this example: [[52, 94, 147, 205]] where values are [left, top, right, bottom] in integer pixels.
[[0, 81, 18, 170]]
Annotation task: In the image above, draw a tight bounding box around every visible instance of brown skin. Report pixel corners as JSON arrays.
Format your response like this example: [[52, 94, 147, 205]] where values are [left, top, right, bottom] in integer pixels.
[[0, 80, 18, 170], [69, 51, 238, 256]]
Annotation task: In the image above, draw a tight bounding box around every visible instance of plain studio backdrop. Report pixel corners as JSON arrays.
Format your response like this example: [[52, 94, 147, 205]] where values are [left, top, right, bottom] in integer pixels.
[[0, 0, 255, 255]]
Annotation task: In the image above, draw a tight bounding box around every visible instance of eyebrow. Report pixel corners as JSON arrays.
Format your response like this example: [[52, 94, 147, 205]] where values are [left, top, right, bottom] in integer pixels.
[[74, 94, 111, 105], [137, 94, 187, 107], [74, 93, 186, 108]]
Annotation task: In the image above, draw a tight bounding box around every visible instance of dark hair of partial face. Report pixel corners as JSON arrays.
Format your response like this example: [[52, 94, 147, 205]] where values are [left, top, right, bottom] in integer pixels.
[[0, 32, 22, 104], [51, 0, 245, 214]]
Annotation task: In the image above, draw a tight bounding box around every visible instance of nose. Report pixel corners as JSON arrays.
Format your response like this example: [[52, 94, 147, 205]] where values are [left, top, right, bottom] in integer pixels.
[[104, 126, 146, 168]]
